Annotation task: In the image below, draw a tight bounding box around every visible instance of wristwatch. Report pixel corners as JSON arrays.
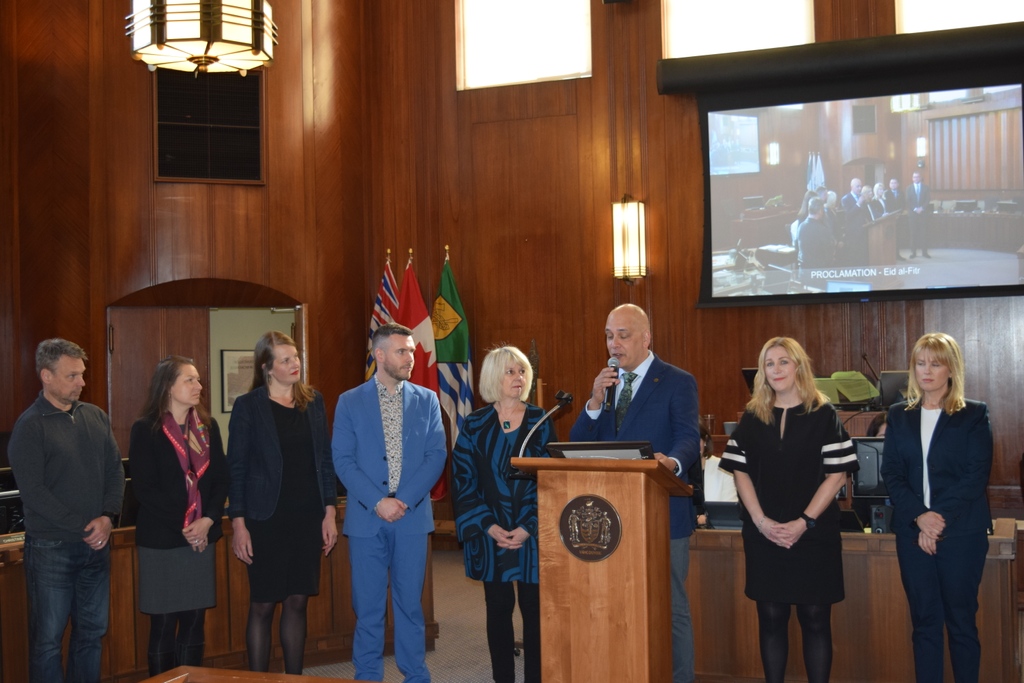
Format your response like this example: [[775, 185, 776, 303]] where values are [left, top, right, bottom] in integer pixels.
[[800, 513, 817, 529]]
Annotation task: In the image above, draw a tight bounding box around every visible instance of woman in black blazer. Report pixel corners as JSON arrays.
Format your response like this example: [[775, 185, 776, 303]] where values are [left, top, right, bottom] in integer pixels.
[[227, 331, 338, 674], [881, 332, 993, 683], [129, 356, 229, 675]]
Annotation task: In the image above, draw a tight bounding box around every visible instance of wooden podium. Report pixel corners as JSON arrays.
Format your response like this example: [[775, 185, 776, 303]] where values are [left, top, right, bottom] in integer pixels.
[[511, 458, 691, 683]]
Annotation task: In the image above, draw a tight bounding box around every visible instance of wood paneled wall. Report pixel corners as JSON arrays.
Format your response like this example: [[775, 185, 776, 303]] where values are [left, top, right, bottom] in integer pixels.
[[929, 105, 1024, 192], [1, 1, 1021, 516]]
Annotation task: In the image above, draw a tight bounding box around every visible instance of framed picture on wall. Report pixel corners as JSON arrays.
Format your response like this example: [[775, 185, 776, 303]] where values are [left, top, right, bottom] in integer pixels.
[[221, 350, 255, 413]]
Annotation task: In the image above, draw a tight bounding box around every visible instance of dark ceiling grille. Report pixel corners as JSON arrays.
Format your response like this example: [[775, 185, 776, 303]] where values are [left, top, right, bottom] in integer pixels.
[[156, 70, 263, 182]]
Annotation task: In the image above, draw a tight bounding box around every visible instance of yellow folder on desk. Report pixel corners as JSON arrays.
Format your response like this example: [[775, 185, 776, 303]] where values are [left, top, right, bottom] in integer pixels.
[[813, 378, 842, 404], [830, 371, 879, 402]]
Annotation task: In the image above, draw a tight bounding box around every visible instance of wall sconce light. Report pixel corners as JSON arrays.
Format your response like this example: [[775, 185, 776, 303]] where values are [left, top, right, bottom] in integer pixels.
[[916, 136, 928, 158], [767, 142, 780, 166], [612, 195, 647, 281], [126, 0, 278, 75]]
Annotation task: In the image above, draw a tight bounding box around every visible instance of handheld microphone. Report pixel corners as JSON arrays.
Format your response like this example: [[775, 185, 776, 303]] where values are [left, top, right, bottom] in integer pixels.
[[602, 357, 620, 412]]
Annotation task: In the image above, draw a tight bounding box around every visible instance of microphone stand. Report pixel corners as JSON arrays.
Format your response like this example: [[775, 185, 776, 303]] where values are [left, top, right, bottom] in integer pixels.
[[508, 390, 574, 480], [861, 353, 882, 410]]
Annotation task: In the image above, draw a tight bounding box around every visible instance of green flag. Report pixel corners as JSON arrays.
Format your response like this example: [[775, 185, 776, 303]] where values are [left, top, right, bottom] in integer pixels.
[[432, 260, 469, 363]]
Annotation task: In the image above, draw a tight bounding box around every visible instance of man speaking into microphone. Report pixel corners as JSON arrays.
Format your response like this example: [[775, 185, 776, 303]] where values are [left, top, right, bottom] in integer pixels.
[[569, 304, 701, 683]]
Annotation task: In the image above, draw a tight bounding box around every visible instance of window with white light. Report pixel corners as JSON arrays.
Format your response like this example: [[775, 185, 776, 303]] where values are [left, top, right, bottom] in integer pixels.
[[927, 89, 967, 104], [456, 0, 591, 91], [895, 0, 1024, 34], [662, 0, 814, 59]]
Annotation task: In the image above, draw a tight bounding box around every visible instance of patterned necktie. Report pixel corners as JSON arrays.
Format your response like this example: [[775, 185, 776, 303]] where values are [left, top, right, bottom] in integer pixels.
[[615, 372, 638, 431]]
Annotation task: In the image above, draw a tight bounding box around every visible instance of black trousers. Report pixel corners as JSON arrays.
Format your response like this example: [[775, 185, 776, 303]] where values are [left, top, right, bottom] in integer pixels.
[[483, 581, 540, 683]]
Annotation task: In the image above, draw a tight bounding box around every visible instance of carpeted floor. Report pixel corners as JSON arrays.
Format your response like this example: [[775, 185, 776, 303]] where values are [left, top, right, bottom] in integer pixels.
[[304, 549, 521, 682]]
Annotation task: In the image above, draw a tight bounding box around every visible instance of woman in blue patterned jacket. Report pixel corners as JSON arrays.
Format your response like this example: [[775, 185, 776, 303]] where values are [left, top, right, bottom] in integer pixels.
[[452, 345, 553, 683]]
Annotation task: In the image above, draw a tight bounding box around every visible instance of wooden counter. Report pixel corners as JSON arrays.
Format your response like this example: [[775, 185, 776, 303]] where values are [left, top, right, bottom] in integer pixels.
[[688, 519, 1018, 682], [0, 503, 436, 683], [139, 666, 351, 682]]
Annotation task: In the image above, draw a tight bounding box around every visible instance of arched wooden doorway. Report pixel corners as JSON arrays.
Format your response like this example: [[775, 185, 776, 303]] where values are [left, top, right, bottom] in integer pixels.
[[106, 278, 306, 453]]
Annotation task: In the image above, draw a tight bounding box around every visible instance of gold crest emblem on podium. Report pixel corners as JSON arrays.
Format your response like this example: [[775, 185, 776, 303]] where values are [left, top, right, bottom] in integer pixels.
[[558, 495, 621, 561]]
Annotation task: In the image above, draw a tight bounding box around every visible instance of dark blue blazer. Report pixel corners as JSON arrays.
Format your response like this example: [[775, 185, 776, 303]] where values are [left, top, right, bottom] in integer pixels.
[[226, 386, 338, 521], [880, 399, 992, 539], [332, 379, 447, 537], [569, 354, 701, 539]]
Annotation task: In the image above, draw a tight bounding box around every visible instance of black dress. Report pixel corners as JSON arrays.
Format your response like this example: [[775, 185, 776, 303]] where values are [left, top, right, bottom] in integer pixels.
[[245, 401, 324, 602], [720, 404, 857, 604]]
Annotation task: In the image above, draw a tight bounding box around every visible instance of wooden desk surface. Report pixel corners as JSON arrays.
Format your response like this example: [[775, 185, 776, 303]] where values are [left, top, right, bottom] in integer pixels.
[[139, 666, 351, 682], [0, 505, 437, 683], [688, 520, 1017, 682]]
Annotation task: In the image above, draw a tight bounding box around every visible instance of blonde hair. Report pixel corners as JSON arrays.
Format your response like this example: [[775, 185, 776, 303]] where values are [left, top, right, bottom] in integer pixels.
[[478, 345, 533, 404], [745, 337, 828, 423], [905, 332, 966, 415]]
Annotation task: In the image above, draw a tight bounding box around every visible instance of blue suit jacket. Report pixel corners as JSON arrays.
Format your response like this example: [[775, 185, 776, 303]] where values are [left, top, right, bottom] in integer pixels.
[[332, 378, 446, 537], [880, 400, 992, 539], [569, 355, 701, 539], [226, 386, 338, 521]]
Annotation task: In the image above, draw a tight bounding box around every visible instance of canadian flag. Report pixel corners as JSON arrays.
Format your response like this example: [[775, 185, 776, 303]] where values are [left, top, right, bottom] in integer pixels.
[[393, 260, 446, 499], [393, 261, 439, 394]]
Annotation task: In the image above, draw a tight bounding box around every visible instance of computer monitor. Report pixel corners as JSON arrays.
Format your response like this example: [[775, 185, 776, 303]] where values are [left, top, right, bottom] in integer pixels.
[[704, 501, 743, 530], [954, 199, 978, 212], [878, 370, 909, 408], [546, 441, 654, 460], [852, 437, 887, 498], [741, 367, 758, 394]]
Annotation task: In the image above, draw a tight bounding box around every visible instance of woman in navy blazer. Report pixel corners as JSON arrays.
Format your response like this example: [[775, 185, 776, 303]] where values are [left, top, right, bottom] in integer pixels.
[[881, 332, 993, 683], [227, 331, 338, 674]]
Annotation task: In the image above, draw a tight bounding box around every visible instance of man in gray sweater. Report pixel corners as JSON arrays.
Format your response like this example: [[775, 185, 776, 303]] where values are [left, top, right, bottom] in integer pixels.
[[9, 338, 124, 683]]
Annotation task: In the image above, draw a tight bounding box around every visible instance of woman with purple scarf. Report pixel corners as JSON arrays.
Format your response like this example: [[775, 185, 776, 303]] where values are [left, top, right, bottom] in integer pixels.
[[129, 355, 229, 675]]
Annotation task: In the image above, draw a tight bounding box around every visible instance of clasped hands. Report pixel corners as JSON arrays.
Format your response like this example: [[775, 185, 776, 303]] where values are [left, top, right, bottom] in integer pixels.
[[183, 517, 213, 552], [758, 516, 808, 549], [375, 496, 408, 523], [488, 524, 530, 550], [915, 510, 946, 556], [83, 515, 113, 551]]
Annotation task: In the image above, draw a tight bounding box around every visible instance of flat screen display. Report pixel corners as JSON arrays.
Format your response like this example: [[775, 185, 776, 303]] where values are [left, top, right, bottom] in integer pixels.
[[709, 113, 760, 176], [546, 441, 654, 460], [701, 83, 1024, 306], [852, 437, 887, 498]]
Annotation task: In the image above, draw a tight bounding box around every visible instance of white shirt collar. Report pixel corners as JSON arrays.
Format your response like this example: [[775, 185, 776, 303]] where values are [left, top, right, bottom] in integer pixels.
[[621, 351, 655, 379]]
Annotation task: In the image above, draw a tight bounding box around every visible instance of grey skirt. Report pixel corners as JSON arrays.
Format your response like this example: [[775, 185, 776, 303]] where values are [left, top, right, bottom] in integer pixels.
[[138, 543, 217, 614]]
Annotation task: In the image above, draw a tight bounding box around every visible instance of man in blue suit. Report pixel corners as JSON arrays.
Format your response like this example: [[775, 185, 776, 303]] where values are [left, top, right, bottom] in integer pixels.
[[569, 304, 701, 683], [906, 170, 932, 258], [333, 322, 447, 682]]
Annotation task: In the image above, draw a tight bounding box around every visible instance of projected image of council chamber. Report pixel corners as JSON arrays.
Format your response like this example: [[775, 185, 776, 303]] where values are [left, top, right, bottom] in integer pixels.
[[705, 84, 1024, 302]]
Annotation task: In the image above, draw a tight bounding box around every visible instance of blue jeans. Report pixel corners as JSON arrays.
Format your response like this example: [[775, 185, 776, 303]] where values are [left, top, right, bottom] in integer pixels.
[[24, 536, 111, 683]]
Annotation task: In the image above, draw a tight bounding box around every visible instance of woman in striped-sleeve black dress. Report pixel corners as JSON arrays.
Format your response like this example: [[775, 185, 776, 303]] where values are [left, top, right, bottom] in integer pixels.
[[720, 337, 859, 683]]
